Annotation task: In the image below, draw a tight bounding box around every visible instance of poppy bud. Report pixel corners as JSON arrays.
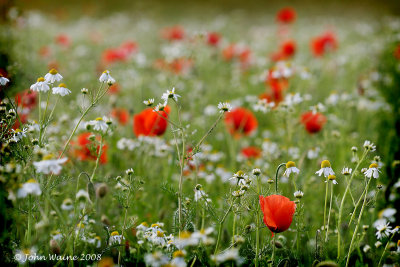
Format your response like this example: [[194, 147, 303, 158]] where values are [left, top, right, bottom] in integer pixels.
[[50, 239, 61, 254], [96, 183, 109, 198], [101, 214, 111, 226]]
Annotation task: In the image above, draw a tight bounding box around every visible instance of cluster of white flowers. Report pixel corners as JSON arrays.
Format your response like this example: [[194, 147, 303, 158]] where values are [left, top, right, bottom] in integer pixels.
[[33, 156, 68, 175], [30, 69, 72, 96], [17, 179, 42, 198], [99, 70, 115, 84]]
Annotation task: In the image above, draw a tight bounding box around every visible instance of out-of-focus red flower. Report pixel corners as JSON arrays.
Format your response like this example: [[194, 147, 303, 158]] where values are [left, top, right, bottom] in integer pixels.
[[225, 107, 258, 137], [47, 61, 59, 71], [39, 46, 51, 58], [271, 40, 297, 61], [153, 58, 193, 75], [301, 111, 327, 134], [310, 32, 338, 57], [262, 69, 289, 104], [55, 34, 71, 48], [222, 44, 252, 68], [12, 113, 28, 130], [111, 108, 129, 125], [108, 83, 120, 94], [74, 132, 108, 164], [394, 44, 400, 60], [207, 32, 221, 46], [241, 146, 262, 159], [133, 106, 170, 137], [161, 25, 185, 41], [102, 41, 138, 66], [259, 194, 296, 236], [15, 90, 37, 110], [276, 7, 297, 24]]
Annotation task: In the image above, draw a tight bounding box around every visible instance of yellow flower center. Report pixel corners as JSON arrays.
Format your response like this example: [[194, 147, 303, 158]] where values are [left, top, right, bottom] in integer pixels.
[[43, 154, 54, 160], [49, 68, 58, 75], [179, 231, 191, 239], [156, 230, 164, 237], [369, 163, 378, 169], [151, 223, 160, 228], [200, 229, 205, 234], [26, 179, 37, 183], [14, 128, 21, 133], [58, 83, 66, 88], [321, 160, 331, 168], [286, 161, 296, 168], [111, 231, 119, 236], [235, 170, 245, 177], [95, 117, 103, 121], [22, 249, 31, 254], [103, 70, 109, 74], [95, 236, 101, 240], [328, 174, 336, 181], [37, 77, 45, 82], [141, 222, 149, 227], [77, 223, 85, 228], [173, 250, 185, 258]]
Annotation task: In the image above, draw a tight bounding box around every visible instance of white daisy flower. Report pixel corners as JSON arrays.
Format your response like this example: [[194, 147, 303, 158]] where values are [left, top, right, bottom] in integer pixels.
[[30, 77, 50, 92], [17, 179, 42, 198], [363, 140, 376, 152], [87, 117, 109, 133], [283, 161, 300, 177], [61, 198, 73, 210], [76, 189, 90, 201], [11, 128, 27, 142], [126, 168, 134, 175], [52, 83, 71, 96], [143, 98, 155, 106], [294, 190, 304, 198], [0, 74, 9, 86], [307, 147, 320, 159], [315, 160, 335, 178], [192, 227, 214, 244], [363, 245, 371, 253], [194, 186, 208, 202], [218, 102, 232, 113], [364, 163, 380, 179], [109, 231, 123, 245], [14, 247, 38, 264], [161, 87, 181, 103], [99, 70, 115, 84], [211, 248, 244, 266], [342, 167, 352, 175], [325, 174, 338, 184], [144, 251, 169, 267], [154, 103, 167, 112], [169, 251, 186, 267], [375, 222, 392, 239], [174, 231, 199, 248], [44, 69, 63, 83], [252, 168, 261, 176], [33, 156, 68, 175], [229, 170, 248, 185]]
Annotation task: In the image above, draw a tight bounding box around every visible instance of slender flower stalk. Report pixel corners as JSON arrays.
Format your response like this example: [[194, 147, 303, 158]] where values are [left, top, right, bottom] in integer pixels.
[[214, 201, 234, 254], [255, 174, 261, 267], [323, 177, 329, 238], [325, 181, 334, 241], [275, 163, 286, 193], [345, 177, 372, 267], [337, 149, 368, 259]]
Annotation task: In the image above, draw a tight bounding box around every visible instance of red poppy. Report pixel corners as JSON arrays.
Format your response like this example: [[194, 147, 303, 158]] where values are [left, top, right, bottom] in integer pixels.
[[310, 31, 338, 57], [108, 83, 120, 94], [39, 46, 51, 58], [241, 146, 261, 159], [133, 106, 170, 137], [15, 90, 37, 110], [101, 41, 138, 66], [271, 40, 297, 61], [301, 111, 327, 134], [55, 34, 71, 48], [207, 32, 221, 46], [161, 25, 185, 41], [394, 44, 400, 60], [111, 108, 129, 125], [12, 113, 28, 130], [276, 7, 296, 24], [74, 132, 108, 164], [259, 194, 296, 236], [222, 44, 252, 68], [225, 107, 258, 136]]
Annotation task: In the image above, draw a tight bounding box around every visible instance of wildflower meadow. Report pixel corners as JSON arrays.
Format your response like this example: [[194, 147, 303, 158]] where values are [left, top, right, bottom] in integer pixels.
[[1, 1, 400, 266]]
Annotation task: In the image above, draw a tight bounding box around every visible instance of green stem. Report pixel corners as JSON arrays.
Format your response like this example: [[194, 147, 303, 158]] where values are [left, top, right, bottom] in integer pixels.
[[337, 150, 368, 259], [377, 234, 394, 267], [214, 201, 234, 254], [345, 178, 372, 267], [90, 135, 104, 182], [275, 163, 286, 193], [255, 176, 261, 267], [325, 182, 333, 241], [323, 177, 328, 238], [271, 234, 276, 266]]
